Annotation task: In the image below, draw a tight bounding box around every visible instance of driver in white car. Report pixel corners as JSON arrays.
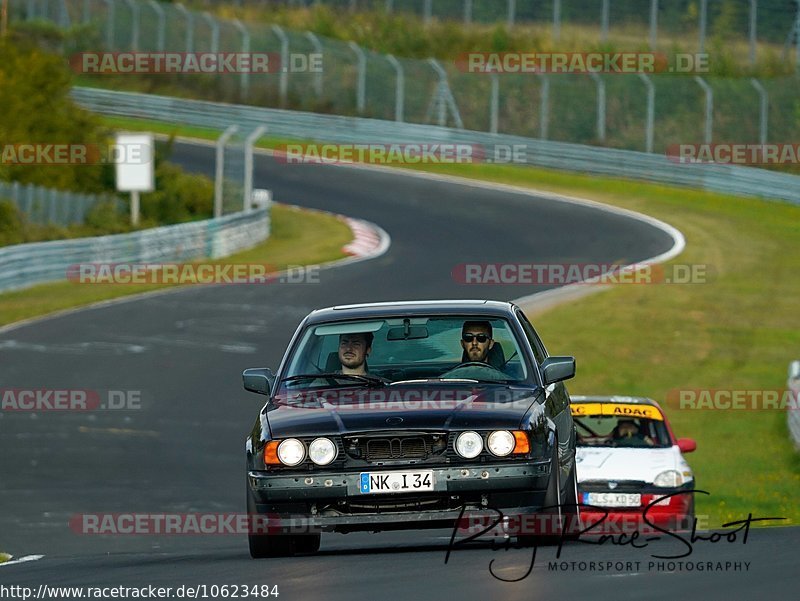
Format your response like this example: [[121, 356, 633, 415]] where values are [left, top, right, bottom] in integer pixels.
[[460, 320, 495, 363]]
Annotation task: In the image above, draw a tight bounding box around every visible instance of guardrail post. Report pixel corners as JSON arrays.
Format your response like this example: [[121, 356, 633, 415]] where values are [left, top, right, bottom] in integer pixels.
[[589, 72, 606, 142], [553, 0, 561, 41], [386, 54, 405, 122], [244, 126, 267, 213], [601, 0, 610, 43], [305, 31, 324, 99], [233, 19, 251, 100], [271, 25, 289, 107], [147, 0, 165, 52], [750, 78, 768, 145], [490, 72, 499, 134], [694, 76, 713, 143], [349, 41, 367, 114], [538, 75, 549, 139], [121, 0, 139, 51], [649, 0, 658, 49], [101, 0, 114, 49], [203, 12, 220, 54], [698, 0, 707, 53], [175, 3, 194, 54], [215, 125, 239, 218], [638, 73, 654, 153], [464, 0, 472, 24]]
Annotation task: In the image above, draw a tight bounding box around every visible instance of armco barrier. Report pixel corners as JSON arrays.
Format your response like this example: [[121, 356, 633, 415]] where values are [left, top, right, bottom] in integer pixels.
[[0, 208, 270, 293], [71, 87, 800, 206]]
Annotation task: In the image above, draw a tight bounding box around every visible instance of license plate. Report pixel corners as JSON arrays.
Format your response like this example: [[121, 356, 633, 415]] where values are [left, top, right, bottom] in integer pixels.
[[359, 471, 434, 494], [583, 492, 641, 507]]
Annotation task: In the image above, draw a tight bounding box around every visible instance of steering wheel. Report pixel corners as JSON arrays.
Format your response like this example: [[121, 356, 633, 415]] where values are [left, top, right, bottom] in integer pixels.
[[439, 361, 509, 380]]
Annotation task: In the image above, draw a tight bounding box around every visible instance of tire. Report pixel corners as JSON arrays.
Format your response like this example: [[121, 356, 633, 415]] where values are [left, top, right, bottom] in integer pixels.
[[246, 483, 321, 558]]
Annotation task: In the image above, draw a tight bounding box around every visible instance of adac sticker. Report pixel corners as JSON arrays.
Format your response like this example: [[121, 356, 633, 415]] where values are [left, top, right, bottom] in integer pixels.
[[570, 403, 663, 420]]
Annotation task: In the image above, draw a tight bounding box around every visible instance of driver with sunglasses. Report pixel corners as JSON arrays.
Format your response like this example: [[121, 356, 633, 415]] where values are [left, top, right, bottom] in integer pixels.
[[460, 321, 495, 363]]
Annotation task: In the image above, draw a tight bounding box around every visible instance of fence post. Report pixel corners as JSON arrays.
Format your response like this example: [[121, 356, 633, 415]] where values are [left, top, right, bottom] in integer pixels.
[[490, 72, 499, 134], [589, 72, 606, 142], [553, 0, 561, 42], [244, 126, 267, 213], [305, 31, 324, 99], [233, 19, 251, 100], [749, 0, 757, 65], [386, 54, 405, 122], [649, 0, 658, 50], [175, 3, 194, 54], [638, 73, 654, 153], [464, 0, 472, 24], [121, 0, 139, 51], [102, 0, 114, 49], [215, 125, 239, 219], [349, 41, 367, 114], [271, 25, 289, 107], [537, 74, 549, 140], [694, 76, 713, 143], [147, 0, 165, 52], [750, 78, 768, 145], [385, 0, 392, 14], [507, 0, 516, 28], [11, 181, 19, 207], [423, 0, 431, 25], [601, 0, 610, 43], [698, 0, 707, 53], [203, 12, 220, 54], [83, 0, 91, 24], [427, 59, 463, 129]]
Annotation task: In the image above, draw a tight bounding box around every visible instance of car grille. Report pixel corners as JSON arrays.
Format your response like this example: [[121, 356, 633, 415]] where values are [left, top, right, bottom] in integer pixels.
[[344, 433, 448, 462]]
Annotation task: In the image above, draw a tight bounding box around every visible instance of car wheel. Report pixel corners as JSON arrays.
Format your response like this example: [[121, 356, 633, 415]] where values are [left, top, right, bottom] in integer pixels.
[[246, 483, 321, 558], [519, 442, 563, 546]]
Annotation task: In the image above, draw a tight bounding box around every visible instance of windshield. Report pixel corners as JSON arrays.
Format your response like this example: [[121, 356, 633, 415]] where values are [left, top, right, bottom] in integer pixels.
[[574, 413, 672, 448], [281, 316, 529, 389]]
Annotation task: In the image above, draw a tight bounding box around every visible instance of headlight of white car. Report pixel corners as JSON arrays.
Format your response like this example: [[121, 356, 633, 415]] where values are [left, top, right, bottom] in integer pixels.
[[487, 430, 515, 456], [277, 438, 306, 466], [653, 470, 684, 487], [455, 431, 483, 459], [308, 437, 337, 466]]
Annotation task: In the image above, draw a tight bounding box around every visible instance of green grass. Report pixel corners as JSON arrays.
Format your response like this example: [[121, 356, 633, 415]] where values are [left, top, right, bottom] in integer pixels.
[[93, 115, 800, 526], [0, 553, 10, 563], [0, 203, 353, 327]]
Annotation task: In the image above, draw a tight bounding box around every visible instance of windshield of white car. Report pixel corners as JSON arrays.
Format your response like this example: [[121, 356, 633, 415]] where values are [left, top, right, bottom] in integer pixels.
[[575, 415, 672, 448]]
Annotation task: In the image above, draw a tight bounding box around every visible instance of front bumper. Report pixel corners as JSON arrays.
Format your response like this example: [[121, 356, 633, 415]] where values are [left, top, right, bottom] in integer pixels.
[[578, 484, 695, 533], [248, 461, 551, 532]]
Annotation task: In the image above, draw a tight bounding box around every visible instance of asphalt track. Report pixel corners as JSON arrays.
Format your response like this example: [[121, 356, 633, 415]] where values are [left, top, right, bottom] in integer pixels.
[[2, 144, 796, 600]]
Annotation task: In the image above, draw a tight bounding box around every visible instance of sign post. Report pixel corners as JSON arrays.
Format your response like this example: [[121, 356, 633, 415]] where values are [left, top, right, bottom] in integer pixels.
[[115, 133, 155, 226]]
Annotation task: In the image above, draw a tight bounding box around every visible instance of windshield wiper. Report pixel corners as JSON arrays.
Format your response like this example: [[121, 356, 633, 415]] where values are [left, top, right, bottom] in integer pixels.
[[283, 373, 389, 387]]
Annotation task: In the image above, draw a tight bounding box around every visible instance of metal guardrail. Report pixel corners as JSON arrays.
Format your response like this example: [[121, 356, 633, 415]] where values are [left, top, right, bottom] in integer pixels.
[[72, 86, 800, 206], [0, 180, 121, 226], [0, 207, 270, 293]]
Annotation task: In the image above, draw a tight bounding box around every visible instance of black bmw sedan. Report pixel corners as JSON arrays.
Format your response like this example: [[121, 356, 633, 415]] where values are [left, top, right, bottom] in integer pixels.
[[242, 300, 577, 557]]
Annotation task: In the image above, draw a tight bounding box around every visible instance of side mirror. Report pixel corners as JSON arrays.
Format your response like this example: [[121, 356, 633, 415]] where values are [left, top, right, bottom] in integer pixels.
[[677, 438, 697, 453], [243, 367, 275, 396], [540, 356, 576, 386]]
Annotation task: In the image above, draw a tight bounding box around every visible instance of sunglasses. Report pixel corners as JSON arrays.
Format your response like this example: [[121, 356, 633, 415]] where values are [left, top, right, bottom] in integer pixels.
[[462, 333, 491, 343]]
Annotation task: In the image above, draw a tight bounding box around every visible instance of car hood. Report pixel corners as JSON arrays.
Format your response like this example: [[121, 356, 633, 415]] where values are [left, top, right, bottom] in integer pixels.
[[266, 385, 542, 437], [575, 446, 686, 484]]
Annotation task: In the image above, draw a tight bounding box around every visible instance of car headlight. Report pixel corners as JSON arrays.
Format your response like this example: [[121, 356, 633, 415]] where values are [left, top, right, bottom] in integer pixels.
[[653, 470, 684, 487], [487, 430, 515, 456], [455, 431, 483, 459], [308, 437, 337, 466], [277, 438, 306, 466]]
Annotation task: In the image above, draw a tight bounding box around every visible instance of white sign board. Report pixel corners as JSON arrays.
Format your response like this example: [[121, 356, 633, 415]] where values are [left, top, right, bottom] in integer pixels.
[[115, 133, 154, 192]]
